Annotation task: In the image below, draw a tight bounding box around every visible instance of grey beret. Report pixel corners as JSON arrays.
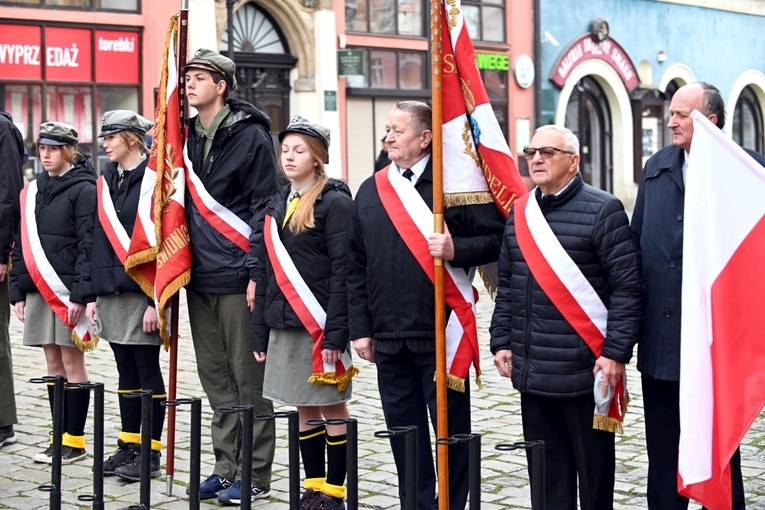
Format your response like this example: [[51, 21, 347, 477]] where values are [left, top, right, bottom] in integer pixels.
[[37, 121, 79, 146], [99, 110, 154, 137], [184, 48, 238, 91], [279, 116, 331, 163]]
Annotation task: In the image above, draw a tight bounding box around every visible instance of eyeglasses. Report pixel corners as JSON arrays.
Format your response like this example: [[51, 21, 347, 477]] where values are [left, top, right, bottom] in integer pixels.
[[522, 146, 576, 160]]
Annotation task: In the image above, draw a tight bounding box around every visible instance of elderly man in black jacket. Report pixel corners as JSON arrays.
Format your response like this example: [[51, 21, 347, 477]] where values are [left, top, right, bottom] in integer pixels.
[[490, 125, 642, 510], [348, 100, 505, 510]]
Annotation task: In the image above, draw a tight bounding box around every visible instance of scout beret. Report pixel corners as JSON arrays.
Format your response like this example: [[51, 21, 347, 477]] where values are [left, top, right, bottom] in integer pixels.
[[99, 110, 154, 137], [37, 121, 79, 146], [184, 48, 238, 91], [279, 116, 331, 163]]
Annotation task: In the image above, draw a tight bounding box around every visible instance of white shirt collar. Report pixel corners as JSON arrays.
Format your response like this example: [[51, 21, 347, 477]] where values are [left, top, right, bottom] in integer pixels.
[[392, 153, 431, 184]]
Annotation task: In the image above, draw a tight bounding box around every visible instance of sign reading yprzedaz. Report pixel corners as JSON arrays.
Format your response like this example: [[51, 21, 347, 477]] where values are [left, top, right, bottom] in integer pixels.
[[0, 24, 140, 84]]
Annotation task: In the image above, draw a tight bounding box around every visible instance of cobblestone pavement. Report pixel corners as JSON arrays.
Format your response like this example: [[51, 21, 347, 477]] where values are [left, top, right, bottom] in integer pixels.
[[2, 288, 765, 509]]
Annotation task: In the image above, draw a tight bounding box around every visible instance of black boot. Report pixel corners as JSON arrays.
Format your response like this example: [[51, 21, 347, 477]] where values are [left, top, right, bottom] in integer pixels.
[[114, 449, 161, 482], [104, 440, 138, 476]]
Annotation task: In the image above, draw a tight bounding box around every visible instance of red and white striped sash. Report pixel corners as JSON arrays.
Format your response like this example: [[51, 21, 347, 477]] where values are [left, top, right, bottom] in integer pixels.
[[96, 176, 130, 264], [514, 191, 627, 432], [263, 215, 356, 390], [374, 167, 480, 392], [19, 181, 96, 351], [183, 141, 251, 252]]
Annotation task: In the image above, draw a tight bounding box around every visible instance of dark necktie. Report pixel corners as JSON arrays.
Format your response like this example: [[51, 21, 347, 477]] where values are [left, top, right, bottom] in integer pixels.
[[402, 169, 414, 183]]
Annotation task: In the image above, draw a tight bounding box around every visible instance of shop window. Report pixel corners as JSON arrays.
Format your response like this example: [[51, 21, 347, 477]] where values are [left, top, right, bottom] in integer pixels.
[[351, 48, 426, 94], [481, 69, 508, 138], [346, 0, 424, 37], [1, 0, 138, 10], [732, 86, 763, 153], [462, 0, 505, 42], [631, 88, 667, 183]]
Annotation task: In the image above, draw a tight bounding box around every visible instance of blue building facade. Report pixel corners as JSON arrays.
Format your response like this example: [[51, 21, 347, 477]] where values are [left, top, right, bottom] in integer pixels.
[[535, 0, 765, 208]]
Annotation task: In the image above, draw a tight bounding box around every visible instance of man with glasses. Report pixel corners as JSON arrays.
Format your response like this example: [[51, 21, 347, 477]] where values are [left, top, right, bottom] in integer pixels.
[[490, 125, 642, 509]]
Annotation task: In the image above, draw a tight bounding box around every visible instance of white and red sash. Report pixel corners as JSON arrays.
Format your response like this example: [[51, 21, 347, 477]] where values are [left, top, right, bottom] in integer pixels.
[[263, 214, 357, 390], [19, 180, 97, 351], [183, 141, 251, 252], [514, 191, 627, 433], [375, 166, 480, 392], [96, 176, 131, 264]]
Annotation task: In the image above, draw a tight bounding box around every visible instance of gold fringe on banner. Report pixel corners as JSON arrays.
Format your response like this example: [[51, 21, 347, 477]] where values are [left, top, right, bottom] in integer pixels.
[[444, 191, 494, 209], [72, 331, 99, 353], [308, 366, 360, 392]]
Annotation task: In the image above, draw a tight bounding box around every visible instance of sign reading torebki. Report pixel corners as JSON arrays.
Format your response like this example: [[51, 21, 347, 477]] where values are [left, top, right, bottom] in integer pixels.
[[549, 34, 639, 91], [0, 23, 140, 84]]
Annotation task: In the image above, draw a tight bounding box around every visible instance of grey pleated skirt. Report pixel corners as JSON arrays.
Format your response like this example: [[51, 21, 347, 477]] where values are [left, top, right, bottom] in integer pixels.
[[94, 294, 162, 346], [22, 292, 75, 347], [262, 328, 352, 406]]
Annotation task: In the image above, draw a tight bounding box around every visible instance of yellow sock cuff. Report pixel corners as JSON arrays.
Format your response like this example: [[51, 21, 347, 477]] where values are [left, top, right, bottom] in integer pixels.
[[305, 477, 325, 491], [119, 431, 141, 444], [151, 439, 163, 452], [63, 433, 86, 449], [117, 388, 141, 394], [321, 482, 346, 499], [152, 393, 167, 400], [326, 437, 347, 446], [300, 429, 326, 441]]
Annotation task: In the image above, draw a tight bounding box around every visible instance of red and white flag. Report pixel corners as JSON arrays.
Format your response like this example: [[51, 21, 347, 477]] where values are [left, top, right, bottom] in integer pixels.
[[124, 15, 191, 348], [440, 0, 527, 216], [678, 111, 765, 508]]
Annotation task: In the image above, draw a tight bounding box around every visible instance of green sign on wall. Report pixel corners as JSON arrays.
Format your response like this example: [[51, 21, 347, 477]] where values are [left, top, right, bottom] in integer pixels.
[[324, 90, 337, 112], [476, 53, 509, 71], [338, 49, 366, 76]]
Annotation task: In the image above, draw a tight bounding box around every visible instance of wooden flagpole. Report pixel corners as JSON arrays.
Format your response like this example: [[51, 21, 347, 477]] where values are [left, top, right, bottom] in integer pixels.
[[431, 1, 449, 508], [165, 0, 189, 496]]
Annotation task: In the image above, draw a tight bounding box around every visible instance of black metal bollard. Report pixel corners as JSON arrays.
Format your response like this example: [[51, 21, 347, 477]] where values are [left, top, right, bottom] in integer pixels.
[[375, 425, 418, 510], [219, 405, 255, 510], [74, 382, 105, 510], [30, 375, 65, 510], [450, 433, 481, 510], [304, 417, 359, 510], [496, 440, 545, 510], [120, 389, 154, 510], [256, 410, 300, 510], [163, 398, 203, 510]]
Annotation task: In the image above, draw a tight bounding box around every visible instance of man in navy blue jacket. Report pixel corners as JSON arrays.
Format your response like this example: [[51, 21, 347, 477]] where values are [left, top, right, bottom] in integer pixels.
[[632, 81, 765, 510]]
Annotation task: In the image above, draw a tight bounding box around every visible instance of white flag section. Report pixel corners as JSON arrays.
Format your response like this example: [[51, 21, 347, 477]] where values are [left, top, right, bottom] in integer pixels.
[[678, 111, 765, 509]]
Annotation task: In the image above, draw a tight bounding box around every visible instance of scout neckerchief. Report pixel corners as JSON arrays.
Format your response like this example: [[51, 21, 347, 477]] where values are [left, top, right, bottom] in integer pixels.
[[513, 190, 628, 433], [374, 166, 480, 392], [183, 141, 252, 252], [19, 180, 97, 352], [263, 214, 358, 390], [96, 175, 156, 296]]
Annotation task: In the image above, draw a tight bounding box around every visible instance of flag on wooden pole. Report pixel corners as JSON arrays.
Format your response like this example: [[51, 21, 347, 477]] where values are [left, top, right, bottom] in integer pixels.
[[124, 14, 191, 349]]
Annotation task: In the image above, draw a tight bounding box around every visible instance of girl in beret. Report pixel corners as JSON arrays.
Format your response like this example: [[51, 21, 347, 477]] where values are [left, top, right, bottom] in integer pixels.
[[10, 121, 97, 465], [82, 110, 166, 482], [251, 117, 355, 510]]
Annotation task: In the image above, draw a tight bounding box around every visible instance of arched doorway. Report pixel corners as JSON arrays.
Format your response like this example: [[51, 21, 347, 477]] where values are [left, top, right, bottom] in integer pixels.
[[565, 76, 613, 193], [221, 2, 297, 142], [733, 86, 763, 153]]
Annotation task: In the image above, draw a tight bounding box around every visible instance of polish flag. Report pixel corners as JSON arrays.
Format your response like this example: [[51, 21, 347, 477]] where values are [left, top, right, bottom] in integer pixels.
[[678, 110, 765, 508]]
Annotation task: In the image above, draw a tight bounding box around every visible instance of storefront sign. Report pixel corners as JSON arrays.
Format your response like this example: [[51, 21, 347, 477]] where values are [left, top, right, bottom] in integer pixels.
[[0, 24, 139, 84], [95, 30, 139, 83], [476, 53, 509, 71], [550, 34, 638, 91]]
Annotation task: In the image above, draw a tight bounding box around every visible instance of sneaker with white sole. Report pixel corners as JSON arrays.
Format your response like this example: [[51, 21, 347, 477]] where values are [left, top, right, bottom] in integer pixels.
[[217, 480, 271, 505], [186, 473, 233, 500], [0, 426, 16, 449], [33, 445, 53, 464], [61, 446, 87, 464]]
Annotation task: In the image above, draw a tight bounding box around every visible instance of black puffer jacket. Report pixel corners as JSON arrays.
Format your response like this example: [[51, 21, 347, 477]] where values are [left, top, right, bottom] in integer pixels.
[[251, 179, 353, 353], [0, 109, 24, 264], [10, 156, 97, 305], [185, 99, 282, 294], [80, 157, 150, 300], [489, 175, 642, 397]]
